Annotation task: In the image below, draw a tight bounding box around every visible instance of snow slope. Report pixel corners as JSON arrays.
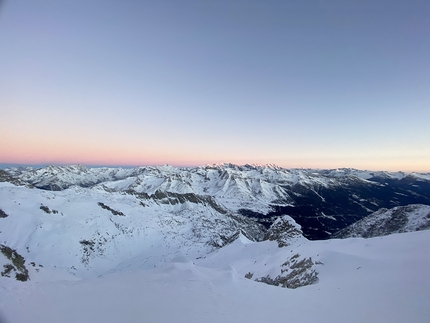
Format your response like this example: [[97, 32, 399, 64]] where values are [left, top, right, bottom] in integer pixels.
[[1, 230, 430, 323], [0, 182, 263, 278]]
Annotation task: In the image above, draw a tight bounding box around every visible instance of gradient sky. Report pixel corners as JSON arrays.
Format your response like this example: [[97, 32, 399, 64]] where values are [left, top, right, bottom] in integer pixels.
[[1, 0, 429, 171]]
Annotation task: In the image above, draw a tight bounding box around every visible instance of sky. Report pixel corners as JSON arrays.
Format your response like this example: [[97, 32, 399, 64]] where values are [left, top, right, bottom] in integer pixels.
[[0, 0, 429, 172]]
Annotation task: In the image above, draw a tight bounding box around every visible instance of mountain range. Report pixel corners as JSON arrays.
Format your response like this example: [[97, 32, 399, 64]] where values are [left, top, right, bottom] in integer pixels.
[[1, 163, 430, 278], [1, 164, 430, 322], [5, 164, 430, 239]]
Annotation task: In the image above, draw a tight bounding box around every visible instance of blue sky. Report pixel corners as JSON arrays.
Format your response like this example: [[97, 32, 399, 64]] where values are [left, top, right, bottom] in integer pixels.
[[1, 0, 429, 171]]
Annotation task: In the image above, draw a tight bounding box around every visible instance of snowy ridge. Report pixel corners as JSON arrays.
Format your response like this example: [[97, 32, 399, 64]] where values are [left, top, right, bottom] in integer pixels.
[[7, 163, 338, 212], [7, 164, 430, 217], [333, 204, 430, 238], [8, 163, 422, 193]]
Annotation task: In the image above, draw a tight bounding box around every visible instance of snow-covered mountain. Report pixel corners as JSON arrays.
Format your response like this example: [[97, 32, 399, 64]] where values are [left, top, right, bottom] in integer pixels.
[[0, 181, 263, 279], [1, 163, 430, 279], [6, 164, 430, 239], [1, 164, 430, 322], [333, 204, 430, 239]]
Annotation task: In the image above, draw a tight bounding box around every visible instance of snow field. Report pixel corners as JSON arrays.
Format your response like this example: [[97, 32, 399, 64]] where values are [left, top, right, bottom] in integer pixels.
[[1, 230, 430, 323]]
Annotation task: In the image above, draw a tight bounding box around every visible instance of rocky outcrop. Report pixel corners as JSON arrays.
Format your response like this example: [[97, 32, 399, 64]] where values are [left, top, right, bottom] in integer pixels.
[[333, 204, 430, 239], [263, 215, 306, 247], [1, 244, 29, 282], [0, 208, 8, 218], [255, 253, 319, 289]]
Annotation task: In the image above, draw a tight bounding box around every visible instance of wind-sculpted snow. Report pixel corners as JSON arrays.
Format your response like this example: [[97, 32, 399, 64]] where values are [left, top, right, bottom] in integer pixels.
[[333, 204, 430, 239]]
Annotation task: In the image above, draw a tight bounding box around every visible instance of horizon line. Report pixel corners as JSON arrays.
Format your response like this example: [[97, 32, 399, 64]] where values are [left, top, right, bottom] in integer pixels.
[[1, 162, 428, 174]]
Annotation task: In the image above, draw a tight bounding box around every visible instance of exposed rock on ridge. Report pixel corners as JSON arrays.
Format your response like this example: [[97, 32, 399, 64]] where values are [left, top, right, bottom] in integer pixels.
[[263, 215, 306, 247], [333, 204, 430, 239]]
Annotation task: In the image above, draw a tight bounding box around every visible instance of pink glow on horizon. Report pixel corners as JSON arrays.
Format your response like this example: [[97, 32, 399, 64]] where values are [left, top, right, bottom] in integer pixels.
[[1, 146, 429, 173], [1, 129, 429, 172], [1, 1, 430, 175]]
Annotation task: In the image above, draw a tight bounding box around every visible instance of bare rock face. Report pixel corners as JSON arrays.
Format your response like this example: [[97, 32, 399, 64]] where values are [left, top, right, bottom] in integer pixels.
[[0, 208, 8, 218], [264, 215, 306, 247], [0, 169, 27, 187], [255, 253, 319, 289], [0, 245, 29, 282]]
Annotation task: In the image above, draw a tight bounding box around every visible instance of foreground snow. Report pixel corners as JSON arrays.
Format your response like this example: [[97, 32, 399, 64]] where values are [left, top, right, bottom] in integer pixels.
[[2, 230, 430, 323]]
